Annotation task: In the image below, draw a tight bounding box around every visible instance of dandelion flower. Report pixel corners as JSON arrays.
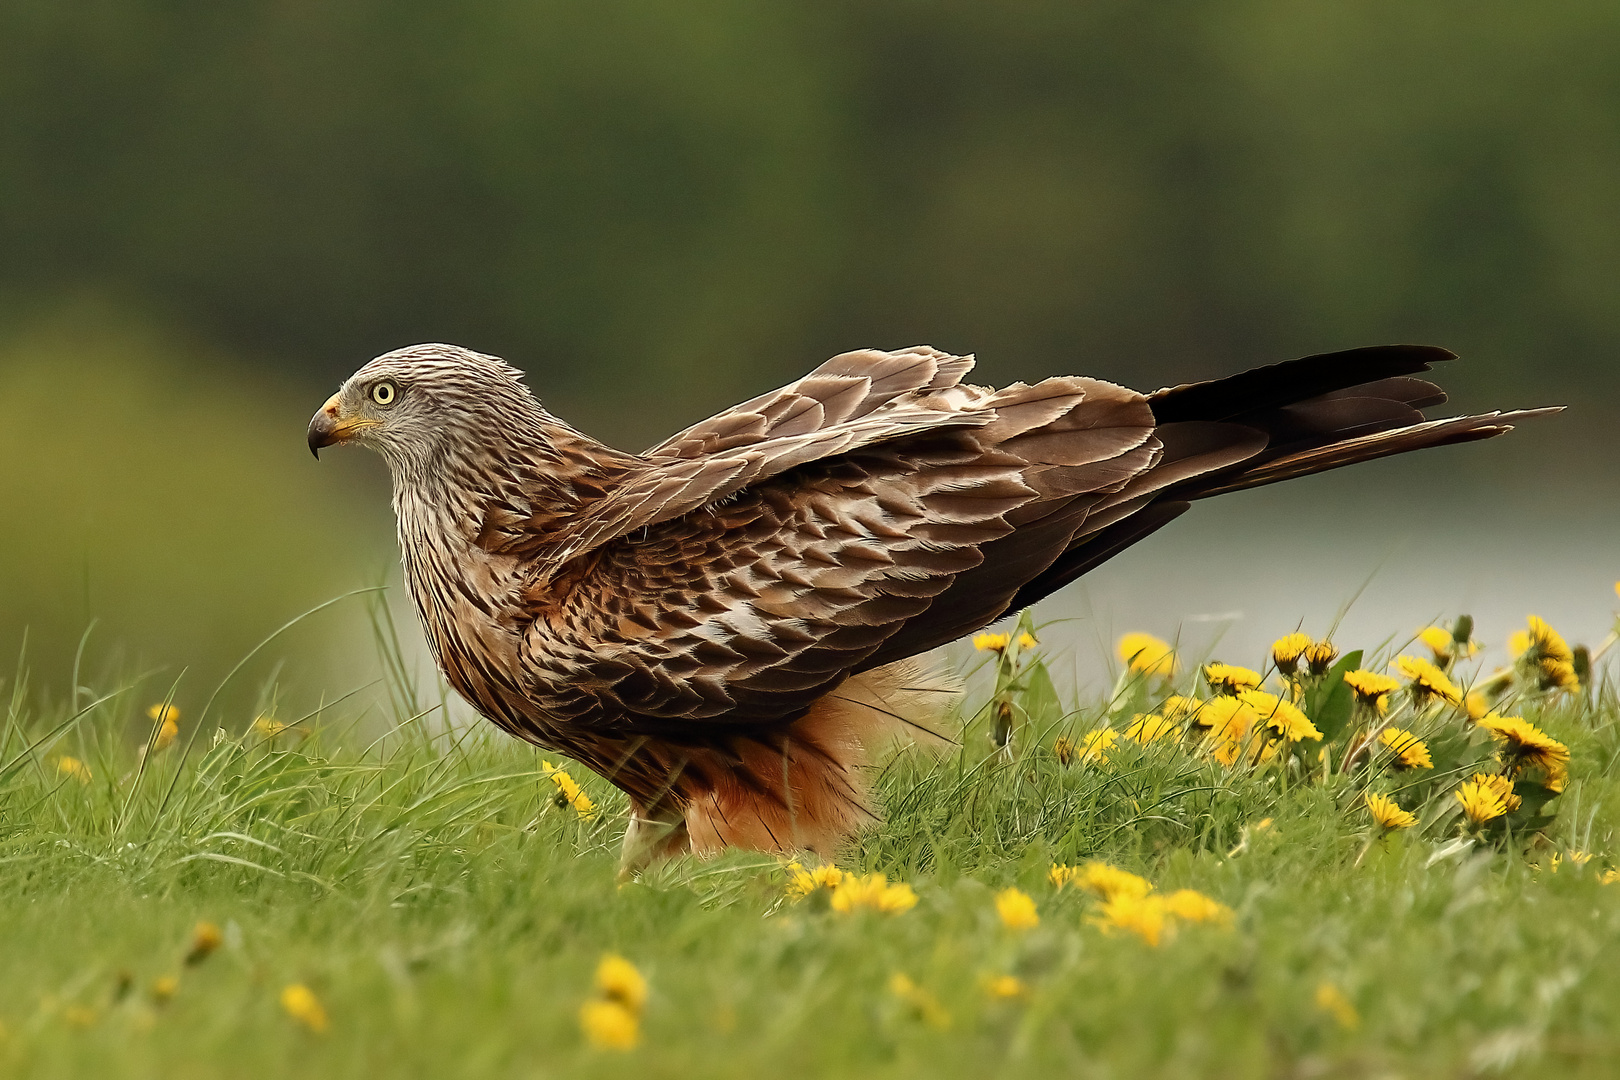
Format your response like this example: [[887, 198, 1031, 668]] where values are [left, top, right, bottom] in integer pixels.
[[1418, 626, 1455, 661], [829, 873, 917, 914], [974, 632, 1011, 653], [1523, 616, 1575, 663], [253, 716, 288, 738], [1469, 772, 1521, 813], [1124, 713, 1178, 745], [147, 704, 181, 751], [1091, 893, 1170, 947], [1060, 862, 1153, 901], [1365, 793, 1417, 830], [1238, 690, 1323, 742], [579, 1000, 639, 1050], [185, 922, 224, 966], [1343, 670, 1401, 712], [1017, 632, 1039, 650], [150, 975, 179, 1005], [1204, 663, 1262, 695], [1568, 850, 1595, 868], [55, 756, 92, 784], [1395, 656, 1463, 706], [1477, 715, 1569, 774], [1191, 697, 1254, 742], [594, 954, 648, 1013], [1118, 633, 1176, 677], [1052, 736, 1076, 765], [982, 974, 1027, 1000], [1455, 779, 1509, 825], [1272, 633, 1313, 674], [1161, 889, 1233, 925], [541, 761, 598, 820], [1304, 641, 1340, 675], [1315, 983, 1360, 1031], [1378, 728, 1433, 770], [280, 983, 329, 1033], [785, 861, 845, 899], [1079, 728, 1116, 765], [1466, 691, 1491, 721], [1539, 658, 1581, 694], [995, 888, 1039, 931]]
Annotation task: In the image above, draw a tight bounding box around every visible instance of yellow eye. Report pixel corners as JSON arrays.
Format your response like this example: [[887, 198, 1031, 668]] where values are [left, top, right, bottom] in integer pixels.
[[370, 381, 398, 406]]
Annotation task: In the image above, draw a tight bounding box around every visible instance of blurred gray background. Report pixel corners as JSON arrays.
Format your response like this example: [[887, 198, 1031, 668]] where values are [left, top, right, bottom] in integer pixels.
[[1, 1, 1614, 718]]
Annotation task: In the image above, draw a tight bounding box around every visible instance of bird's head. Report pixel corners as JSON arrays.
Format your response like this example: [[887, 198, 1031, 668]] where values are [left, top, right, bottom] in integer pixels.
[[308, 344, 542, 469]]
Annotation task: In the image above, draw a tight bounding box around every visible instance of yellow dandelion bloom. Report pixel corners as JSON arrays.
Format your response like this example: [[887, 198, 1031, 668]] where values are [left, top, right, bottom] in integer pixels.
[[55, 756, 91, 784], [974, 632, 1011, 653], [1272, 632, 1313, 672], [253, 716, 287, 738], [1365, 792, 1417, 830], [1017, 632, 1039, 650], [1315, 982, 1360, 1031], [1304, 641, 1340, 675], [1124, 713, 1178, 745], [786, 861, 845, 898], [594, 954, 647, 1013], [1091, 893, 1170, 947], [1470, 773, 1521, 812], [185, 922, 224, 966], [1455, 779, 1509, 825], [1237, 690, 1323, 742], [995, 887, 1039, 931], [1052, 736, 1076, 765], [1568, 850, 1595, 868], [1478, 715, 1569, 774], [888, 973, 951, 1030], [1524, 615, 1574, 663], [982, 974, 1027, 1000], [541, 760, 598, 820], [1509, 630, 1530, 659], [1061, 862, 1153, 901], [280, 983, 329, 1033], [1466, 691, 1490, 721], [1418, 626, 1454, 659], [1378, 727, 1433, 770], [579, 999, 639, 1050], [1118, 633, 1176, 677], [1539, 658, 1581, 694], [1211, 738, 1243, 767], [830, 873, 917, 914], [1161, 889, 1233, 925], [1343, 670, 1401, 712], [1079, 728, 1116, 765], [1395, 655, 1463, 706], [1204, 662, 1262, 695], [147, 704, 181, 751], [1191, 697, 1254, 742], [150, 975, 180, 1005]]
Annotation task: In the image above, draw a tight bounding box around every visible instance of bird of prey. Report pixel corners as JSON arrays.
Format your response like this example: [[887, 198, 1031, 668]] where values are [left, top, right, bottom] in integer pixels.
[[308, 343, 1554, 870]]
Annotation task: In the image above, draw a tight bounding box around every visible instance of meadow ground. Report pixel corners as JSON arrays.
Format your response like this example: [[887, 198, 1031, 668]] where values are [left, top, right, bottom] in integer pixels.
[[3, 601, 1620, 1079]]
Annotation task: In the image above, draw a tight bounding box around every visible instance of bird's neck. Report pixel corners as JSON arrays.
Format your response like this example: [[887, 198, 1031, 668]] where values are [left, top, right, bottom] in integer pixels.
[[386, 411, 638, 675]]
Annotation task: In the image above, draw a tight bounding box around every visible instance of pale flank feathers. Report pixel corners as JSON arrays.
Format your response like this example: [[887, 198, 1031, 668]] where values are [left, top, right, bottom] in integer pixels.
[[310, 342, 1555, 871]]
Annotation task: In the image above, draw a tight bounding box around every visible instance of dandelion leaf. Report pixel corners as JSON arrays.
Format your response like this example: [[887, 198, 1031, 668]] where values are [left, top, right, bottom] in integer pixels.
[[1305, 650, 1361, 744]]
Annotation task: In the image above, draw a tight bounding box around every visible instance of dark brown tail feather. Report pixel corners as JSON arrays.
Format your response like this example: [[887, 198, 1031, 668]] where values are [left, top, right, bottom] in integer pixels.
[[1008, 347, 1559, 613]]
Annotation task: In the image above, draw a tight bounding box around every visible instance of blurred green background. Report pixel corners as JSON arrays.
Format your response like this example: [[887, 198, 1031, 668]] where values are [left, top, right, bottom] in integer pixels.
[[1, 1, 1616, 716]]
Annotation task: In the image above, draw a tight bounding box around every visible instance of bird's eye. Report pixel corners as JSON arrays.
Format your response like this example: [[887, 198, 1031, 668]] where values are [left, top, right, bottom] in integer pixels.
[[370, 381, 399, 406]]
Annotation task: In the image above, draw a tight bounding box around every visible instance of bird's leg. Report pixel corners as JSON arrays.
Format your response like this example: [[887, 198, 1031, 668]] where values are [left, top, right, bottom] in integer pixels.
[[617, 803, 691, 881]]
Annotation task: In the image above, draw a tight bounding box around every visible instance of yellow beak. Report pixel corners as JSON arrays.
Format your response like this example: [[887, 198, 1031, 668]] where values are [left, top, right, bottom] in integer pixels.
[[307, 393, 368, 457]]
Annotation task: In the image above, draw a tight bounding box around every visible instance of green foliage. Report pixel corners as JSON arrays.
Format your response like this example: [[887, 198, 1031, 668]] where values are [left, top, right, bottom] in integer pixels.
[[3, 615, 1620, 1076]]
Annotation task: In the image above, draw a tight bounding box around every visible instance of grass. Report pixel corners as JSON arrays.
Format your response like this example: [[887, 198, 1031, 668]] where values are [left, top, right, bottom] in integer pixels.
[[3, 601, 1620, 1078]]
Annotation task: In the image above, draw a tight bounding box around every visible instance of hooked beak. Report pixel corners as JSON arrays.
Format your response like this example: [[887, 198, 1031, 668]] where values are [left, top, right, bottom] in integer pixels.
[[307, 393, 361, 458]]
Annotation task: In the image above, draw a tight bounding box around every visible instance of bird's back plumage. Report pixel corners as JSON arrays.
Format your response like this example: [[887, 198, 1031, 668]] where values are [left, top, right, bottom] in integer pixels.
[[312, 342, 1556, 869]]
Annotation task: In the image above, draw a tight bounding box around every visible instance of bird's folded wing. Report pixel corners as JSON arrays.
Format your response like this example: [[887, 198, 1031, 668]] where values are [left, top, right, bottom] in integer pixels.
[[527, 347, 1081, 571]]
